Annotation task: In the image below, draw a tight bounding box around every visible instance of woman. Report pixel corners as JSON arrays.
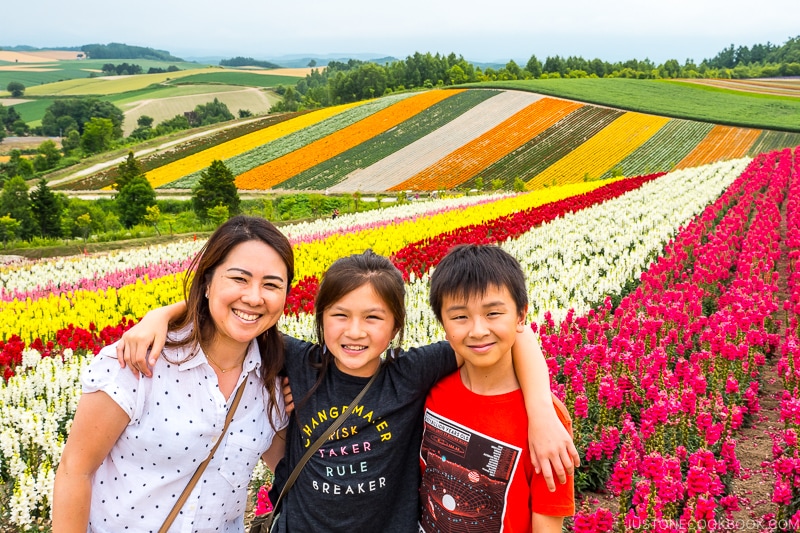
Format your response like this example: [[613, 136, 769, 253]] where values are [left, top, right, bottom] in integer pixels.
[[52, 215, 293, 532]]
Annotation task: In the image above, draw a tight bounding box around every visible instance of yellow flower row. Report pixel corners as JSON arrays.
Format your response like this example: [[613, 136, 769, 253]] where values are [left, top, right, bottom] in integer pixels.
[[292, 179, 623, 281], [5, 181, 622, 342], [525, 112, 671, 190], [2, 275, 185, 344], [145, 102, 367, 188]]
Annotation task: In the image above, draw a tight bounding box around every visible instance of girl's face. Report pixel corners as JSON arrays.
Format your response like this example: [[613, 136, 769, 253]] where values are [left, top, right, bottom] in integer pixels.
[[206, 240, 288, 357], [322, 282, 398, 377]]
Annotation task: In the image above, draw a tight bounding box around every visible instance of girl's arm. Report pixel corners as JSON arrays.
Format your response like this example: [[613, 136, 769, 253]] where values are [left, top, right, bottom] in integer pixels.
[[117, 301, 186, 376], [52, 392, 130, 532], [512, 327, 580, 492]]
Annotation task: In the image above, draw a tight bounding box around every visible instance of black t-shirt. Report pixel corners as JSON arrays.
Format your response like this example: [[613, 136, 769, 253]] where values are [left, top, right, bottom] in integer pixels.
[[269, 335, 458, 533]]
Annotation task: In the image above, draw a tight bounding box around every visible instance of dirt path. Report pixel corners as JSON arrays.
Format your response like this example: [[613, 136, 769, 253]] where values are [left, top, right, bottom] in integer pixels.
[[728, 191, 788, 526], [46, 116, 264, 187]]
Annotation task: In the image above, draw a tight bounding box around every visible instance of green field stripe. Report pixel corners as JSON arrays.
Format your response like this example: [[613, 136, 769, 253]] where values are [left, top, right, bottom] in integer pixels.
[[747, 130, 800, 156], [469, 78, 800, 133], [160, 93, 414, 189], [169, 72, 301, 88], [276, 89, 502, 190], [599, 119, 714, 178], [462, 105, 623, 189]]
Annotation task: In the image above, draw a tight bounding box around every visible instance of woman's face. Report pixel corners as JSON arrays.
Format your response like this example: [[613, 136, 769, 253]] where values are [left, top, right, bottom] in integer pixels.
[[205, 240, 288, 357], [322, 282, 398, 378]]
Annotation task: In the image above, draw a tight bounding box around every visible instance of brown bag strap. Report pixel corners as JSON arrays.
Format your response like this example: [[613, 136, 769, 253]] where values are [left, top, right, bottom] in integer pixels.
[[159, 378, 248, 532], [269, 365, 381, 516]]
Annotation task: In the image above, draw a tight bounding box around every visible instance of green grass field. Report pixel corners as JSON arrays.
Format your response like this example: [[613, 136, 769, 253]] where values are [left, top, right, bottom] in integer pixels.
[[469, 78, 800, 132], [0, 59, 210, 92], [167, 72, 302, 88]]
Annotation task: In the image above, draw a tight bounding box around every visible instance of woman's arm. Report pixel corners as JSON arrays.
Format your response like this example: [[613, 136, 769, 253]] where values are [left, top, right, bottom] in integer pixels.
[[117, 301, 186, 377], [52, 391, 130, 532], [512, 327, 580, 492], [261, 428, 287, 472]]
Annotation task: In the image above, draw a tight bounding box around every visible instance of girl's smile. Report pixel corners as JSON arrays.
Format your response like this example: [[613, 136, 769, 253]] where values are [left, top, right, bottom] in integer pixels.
[[323, 283, 398, 377]]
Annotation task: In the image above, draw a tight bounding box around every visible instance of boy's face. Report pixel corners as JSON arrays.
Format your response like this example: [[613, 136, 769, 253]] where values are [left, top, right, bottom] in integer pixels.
[[439, 284, 526, 371]]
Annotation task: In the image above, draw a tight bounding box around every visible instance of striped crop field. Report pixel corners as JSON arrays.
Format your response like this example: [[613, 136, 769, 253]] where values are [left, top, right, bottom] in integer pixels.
[[524, 112, 671, 189], [388, 97, 583, 191], [162, 93, 415, 189], [146, 100, 369, 188], [234, 89, 464, 190], [58, 86, 800, 194], [323, 90, 544, 192], [599, 119, 714, 178], [273, 89, 502, 191]]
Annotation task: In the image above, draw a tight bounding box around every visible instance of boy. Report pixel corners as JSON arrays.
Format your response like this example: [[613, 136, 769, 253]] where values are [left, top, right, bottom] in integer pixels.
[[420, 244, 575, 532]]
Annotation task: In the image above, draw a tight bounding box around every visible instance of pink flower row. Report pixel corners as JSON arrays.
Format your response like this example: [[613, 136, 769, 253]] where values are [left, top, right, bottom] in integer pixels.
[[0, 257, 196, 303], [771, 147, 800, 526], [545, 148, 791, 532]]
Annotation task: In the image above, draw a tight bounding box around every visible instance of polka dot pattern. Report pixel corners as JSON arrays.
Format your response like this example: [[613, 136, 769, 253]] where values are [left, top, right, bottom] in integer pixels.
[[81, 336, 288, 531]]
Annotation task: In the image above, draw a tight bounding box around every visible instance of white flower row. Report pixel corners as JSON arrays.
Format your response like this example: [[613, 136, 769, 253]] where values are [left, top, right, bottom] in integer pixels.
[[0, 351, 88, 529], [281, 158, 748, 348]]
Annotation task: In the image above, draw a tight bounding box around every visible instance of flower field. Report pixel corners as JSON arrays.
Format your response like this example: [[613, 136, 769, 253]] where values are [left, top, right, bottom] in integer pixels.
[[233, 90, 462, 190], [128, 88, 800, 194], [5, 148, 800, 530]]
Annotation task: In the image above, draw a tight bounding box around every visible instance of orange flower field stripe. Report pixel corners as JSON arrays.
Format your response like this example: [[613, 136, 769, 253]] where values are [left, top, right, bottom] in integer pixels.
[[674, 125, 762, 170], [234, 90, 464, 190], [144, 102, 367, 188], [389, 98, 583, 191], [524, 112, 671, 190]]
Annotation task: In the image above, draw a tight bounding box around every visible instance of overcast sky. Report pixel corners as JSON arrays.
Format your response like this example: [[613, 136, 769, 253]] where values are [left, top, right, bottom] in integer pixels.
[[3, 0, 798, 64]]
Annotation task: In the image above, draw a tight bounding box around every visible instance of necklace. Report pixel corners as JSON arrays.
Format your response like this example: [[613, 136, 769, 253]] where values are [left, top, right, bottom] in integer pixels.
[[206, 351, 245, 373]]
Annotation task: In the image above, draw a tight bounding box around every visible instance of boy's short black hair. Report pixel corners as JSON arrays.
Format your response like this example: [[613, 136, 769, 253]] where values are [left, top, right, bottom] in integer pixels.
[[429, 244, 528, 322]]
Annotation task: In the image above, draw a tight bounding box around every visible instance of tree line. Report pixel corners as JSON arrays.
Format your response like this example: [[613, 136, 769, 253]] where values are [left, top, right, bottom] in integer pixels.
[[0, 153, 242, 245], [272, 35, 800, 110]]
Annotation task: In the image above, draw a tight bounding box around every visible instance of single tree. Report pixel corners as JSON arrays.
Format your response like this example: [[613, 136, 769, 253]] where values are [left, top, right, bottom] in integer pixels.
[[144, 204, 161, 236], [0, 175, 35, 240], [116, 175, 156, 228], [80, 117, 114, 154], [192, 160, 240, 221], [116, 151, 143, 190], [6, 81, 25, 97], [37, 140, 62, 169], [30, 178, 63, 238], [206, 204, 230, 227], [61, 130, 81, 155], [76, 213, 92, 242], [137, 115, 154, 128], [0, 214, 20, 246]]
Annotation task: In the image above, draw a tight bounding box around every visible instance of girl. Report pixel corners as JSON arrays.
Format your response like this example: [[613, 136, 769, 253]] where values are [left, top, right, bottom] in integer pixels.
[[119, 250, 578, 531], [53, 216, 292, 532]]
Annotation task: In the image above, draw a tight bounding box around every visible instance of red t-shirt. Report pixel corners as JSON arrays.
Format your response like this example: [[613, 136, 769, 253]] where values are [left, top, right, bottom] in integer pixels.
[[419, 371, 575, 532]]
